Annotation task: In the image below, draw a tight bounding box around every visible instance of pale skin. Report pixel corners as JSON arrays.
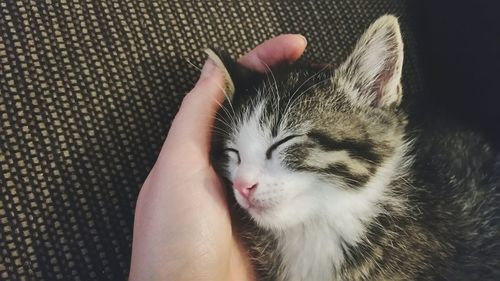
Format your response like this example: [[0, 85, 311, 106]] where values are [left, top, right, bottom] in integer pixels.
[[128, 35, 307, 281]]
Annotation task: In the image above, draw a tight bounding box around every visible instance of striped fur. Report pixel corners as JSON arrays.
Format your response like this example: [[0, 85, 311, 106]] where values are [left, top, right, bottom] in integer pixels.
[[210, 15, 499, 281]]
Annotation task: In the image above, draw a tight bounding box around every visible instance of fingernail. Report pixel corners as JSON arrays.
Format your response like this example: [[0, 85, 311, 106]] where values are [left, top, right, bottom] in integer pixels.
[[297, 34, 307, 46], [199, 58, 216, 81]]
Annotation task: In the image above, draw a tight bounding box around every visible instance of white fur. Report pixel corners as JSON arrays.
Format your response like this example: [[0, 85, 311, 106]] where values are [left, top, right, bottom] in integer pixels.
[[277, 147, 409, 281], [226, 102, 409, 281], [228, 104, 319, 228], [222, 15, 408, 281]]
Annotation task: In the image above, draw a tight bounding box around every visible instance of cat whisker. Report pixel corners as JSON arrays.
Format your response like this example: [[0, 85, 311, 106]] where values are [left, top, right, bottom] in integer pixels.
[[184, 57, 202, 71], [184, 61, 238, 128], [210, 128, 232, 138], [283, 64, 330, 115], [213, 117, 233, 132], [285, 76, 331, 114], [261, 61, 280, 115], [194, 113, 233, 137], [183, 55, 239, 127], [209, 94, 239, 129], [196, 104, 235, 130]]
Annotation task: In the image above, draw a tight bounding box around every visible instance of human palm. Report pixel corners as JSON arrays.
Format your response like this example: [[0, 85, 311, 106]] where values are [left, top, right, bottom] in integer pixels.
[[129, 34, 307, 281]]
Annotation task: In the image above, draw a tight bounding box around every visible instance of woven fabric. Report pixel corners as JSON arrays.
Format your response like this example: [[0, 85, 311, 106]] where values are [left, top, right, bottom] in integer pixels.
[[0, 1, 422, 280]]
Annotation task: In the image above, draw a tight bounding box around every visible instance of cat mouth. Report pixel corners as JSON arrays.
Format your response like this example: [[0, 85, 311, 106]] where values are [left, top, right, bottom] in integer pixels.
[[240, 198, 262, 211], [237, 196, 268, 214], [241, 198, 281, 218]]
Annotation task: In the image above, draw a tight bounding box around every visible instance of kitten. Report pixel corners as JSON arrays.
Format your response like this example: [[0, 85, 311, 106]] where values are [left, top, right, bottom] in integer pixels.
[[209, 15, 500, 281]]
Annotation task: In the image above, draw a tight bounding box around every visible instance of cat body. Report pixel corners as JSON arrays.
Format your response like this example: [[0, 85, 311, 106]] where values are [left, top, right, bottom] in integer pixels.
[[209, 16, 500, 281]]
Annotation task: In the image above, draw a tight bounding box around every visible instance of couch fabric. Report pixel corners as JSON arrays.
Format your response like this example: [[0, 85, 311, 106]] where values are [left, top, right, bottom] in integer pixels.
[[0, 1, 423, 280]]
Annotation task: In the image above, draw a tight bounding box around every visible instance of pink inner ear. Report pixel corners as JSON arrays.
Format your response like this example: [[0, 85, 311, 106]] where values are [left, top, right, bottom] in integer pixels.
[[372, 60, 398, 107], [338, 15, 403, 108]]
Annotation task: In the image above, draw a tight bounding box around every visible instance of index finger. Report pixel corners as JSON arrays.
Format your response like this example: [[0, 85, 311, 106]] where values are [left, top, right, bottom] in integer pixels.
[[238, 34, 307, 72], [158, 34, 308, 165]]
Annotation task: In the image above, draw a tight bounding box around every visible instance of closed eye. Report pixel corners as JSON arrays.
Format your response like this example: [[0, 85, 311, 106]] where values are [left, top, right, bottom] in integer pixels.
[[266, 134, 302, 159], [224, 148, 241, 164]]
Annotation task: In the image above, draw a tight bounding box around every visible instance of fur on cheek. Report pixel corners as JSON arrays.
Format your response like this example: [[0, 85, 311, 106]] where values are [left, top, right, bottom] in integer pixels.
[[210, 15, 499, 281]]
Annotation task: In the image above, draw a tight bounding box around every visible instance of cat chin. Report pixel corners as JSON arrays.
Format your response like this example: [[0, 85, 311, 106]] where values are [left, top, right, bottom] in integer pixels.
[[250, 210, 307, 231], [245, 194, 321, 231]]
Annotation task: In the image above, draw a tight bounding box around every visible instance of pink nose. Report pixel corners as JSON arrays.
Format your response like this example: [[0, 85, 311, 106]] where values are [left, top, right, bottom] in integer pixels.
[[234, 179, 258, 199]]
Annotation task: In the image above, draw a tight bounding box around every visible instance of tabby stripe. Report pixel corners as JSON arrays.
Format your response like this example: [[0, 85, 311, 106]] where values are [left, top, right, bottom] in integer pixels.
[[307, 130, 382, 164], [266, 134, 302, 159], [299, 163, 370, 189], [324, 163, 370, 187]]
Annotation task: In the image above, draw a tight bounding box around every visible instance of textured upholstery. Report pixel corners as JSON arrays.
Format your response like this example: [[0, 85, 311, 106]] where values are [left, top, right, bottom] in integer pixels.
[[0, 1, 423, 280]]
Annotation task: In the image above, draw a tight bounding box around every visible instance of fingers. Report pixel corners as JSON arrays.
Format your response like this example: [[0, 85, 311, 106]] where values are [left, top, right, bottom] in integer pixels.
[[161, 59, 225, 158], [238, 34, 307, 72], [159, 34, 308, 163]]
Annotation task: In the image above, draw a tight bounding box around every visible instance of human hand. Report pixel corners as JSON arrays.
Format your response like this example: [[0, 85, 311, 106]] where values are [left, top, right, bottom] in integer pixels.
[[128, 34, 307, 281]]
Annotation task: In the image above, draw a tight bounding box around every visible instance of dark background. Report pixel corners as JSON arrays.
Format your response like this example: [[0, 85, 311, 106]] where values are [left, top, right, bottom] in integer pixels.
[[409, 0, 500, 145]]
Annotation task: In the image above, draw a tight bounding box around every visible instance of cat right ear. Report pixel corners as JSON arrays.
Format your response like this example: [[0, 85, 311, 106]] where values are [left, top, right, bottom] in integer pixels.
[[335, 15, 404, 108], [204, 49, 259, 100]]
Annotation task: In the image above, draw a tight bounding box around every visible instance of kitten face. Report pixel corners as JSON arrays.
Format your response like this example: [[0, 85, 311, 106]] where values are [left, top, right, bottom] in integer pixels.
[[221, 89, 327, 228], [225, 111, 320, 228], [210, 16, 406, 232]]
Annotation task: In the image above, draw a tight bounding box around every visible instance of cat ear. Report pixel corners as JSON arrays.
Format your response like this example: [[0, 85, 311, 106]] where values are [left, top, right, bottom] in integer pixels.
[[204, 49, 259, 100], [336, 15, 404, 108]]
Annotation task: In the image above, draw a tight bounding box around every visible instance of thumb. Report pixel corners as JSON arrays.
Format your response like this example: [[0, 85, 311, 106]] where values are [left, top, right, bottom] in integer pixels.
[[163, 58, 226, 157]]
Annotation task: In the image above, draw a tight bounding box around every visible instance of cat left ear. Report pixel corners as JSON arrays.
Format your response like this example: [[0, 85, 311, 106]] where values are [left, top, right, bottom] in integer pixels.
[[336, 15, 404, 108], [204, 49, 259, 100]]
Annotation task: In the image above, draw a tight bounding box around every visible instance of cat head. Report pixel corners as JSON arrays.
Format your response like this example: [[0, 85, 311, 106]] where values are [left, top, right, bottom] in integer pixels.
[[210, 15, 408, 231]]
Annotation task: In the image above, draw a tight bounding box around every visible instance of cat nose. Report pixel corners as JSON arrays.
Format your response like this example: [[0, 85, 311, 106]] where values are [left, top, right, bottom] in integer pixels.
[[234, 179, 258, 199]]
